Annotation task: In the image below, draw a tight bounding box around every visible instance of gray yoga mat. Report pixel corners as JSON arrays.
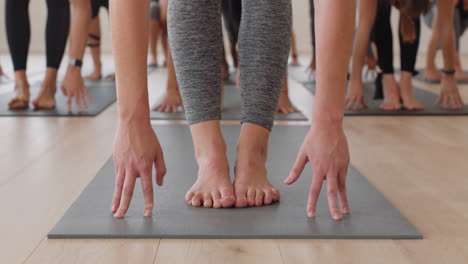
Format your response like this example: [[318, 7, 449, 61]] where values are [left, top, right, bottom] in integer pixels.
[[413, 69, 468, 84], [150, 85, 307, 121], [288, 65, 315, 85], [0, 82, 116, 116], [302, 82, 468, 116], [48, 124, 421, 239]]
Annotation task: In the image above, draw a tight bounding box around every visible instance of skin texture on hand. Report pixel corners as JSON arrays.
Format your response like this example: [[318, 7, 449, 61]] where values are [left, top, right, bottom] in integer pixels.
[[63, 0, 93, 112], [61, 66, 92, 112], [112, 122, 167, 218], [285, 124, 350, 220], [110, 0, 168, 218], [436, 0, 463, 108], [286, 0, 355, 219], [345, 79, 368, 110], [437, 76, 464, 109]]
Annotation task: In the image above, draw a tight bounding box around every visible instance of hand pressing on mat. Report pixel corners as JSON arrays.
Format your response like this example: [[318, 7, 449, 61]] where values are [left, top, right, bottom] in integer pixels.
[[112, 123, 167, 218], [345, 80, 368, 110], [437, 77, 464, 109], [62, 64, 93, 113], [285, 123, 350, 220]]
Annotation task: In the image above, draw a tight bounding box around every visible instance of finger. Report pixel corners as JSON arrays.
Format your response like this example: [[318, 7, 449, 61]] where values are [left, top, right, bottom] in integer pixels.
[[155, 104, 162, 112], [353, 100, 361, 110], [67, 94, 72, 113], [443, 95, 449, 109], [80, 89, 89, 109], [436, 95, 442, 105], [326, 170, 342, 220], [140, 167, 154, 217], [111, 165, 125, 213], [337, 168, 350, 214], [172, 106, 177, 113], [456, 96, 464, 109], [285, 151, 308, 184], [75, 91, 83, 113], [114, 170, 137, 218], [362, 99, 369, 109], [79, 93, 88, 111], [154, 148, 167, 186], [83, 87, 93, 102], [345, 98, 352, 110], [164, 105, 171, 113], [307, 168, 325, 218]]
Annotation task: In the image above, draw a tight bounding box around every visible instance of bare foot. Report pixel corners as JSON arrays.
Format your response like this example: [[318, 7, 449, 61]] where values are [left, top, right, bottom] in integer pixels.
[[309, 57, 316, 70], [379, 74, 401, 111], [84, 71, 102, 81], [32, 82, 56, 109], [277, 92, 299, 114], [185, 121, 236, 208], [365, 55, 377, 70], [290, 55, 300, 66], [234, 124, 280, 208], [105, 74, 116, 81], [8, 83, 30, 110], [153, 90, 183, 112], [424, 68, 442, 82], [400, 72, 424, 110]]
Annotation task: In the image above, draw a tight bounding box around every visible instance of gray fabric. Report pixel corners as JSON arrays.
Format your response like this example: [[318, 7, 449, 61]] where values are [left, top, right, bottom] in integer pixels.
[[150, 84, 306, 121], [48, 124, 421, 239], [150, 0, 160, 20], [0, 82, 116, 116], [168, 0, 292, 130], [413, 69, 468, 84], [301, 81, 468, 116]]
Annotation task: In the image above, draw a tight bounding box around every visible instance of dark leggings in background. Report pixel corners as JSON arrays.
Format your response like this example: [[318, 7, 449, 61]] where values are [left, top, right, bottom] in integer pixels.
[[372, 0, 420, 98], [222, 0, 242, 46], [309, 0, 315, 58], [373, 0, 420, 75], [5, 0, 70, 71]]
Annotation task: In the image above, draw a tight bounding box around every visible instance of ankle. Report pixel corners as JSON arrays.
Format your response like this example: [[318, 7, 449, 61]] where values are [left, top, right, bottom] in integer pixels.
[[236, 124, 269, 164]]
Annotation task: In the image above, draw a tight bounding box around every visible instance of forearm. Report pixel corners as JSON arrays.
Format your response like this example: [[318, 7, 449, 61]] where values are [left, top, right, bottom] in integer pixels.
[[110, 0, 151, 123], [350, 0, 376, 82], [313, 0, 356, 124], [437, 0, 457, 71], [68, 0, 92, 62]]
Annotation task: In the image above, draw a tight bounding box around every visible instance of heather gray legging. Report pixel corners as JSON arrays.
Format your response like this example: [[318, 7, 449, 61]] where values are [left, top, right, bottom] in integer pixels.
[[168, 0, 292, 130]]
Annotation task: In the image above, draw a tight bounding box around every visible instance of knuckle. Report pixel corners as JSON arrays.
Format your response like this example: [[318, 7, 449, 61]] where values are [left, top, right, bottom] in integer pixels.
[[123, 186, 134, 195], [115, 182, 124, 190], [328, 188, 338, 197], [142, 184, 153, 193]]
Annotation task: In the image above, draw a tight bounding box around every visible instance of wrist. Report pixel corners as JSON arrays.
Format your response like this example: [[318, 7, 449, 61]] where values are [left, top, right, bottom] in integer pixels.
[[311, 113, 344, 129], [118, 107, 150, 126], [67, 65, 81, 74]]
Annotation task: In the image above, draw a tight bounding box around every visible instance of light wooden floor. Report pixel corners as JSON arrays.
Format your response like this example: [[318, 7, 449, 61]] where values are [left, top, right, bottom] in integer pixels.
[[1, 55, 468, 264]]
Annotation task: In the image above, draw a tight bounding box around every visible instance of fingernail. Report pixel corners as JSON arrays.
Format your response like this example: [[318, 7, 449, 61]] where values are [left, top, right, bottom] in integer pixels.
[[144, 210, 152, 217], [333, 213, 342, 220]]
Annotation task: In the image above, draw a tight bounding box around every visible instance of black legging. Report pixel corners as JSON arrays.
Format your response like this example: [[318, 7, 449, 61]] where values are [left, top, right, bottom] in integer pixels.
[[309, 0, 315, 57], [222, 0, 242, 46], [5, 0, 70, 72], [373, 0, 420, 75]]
